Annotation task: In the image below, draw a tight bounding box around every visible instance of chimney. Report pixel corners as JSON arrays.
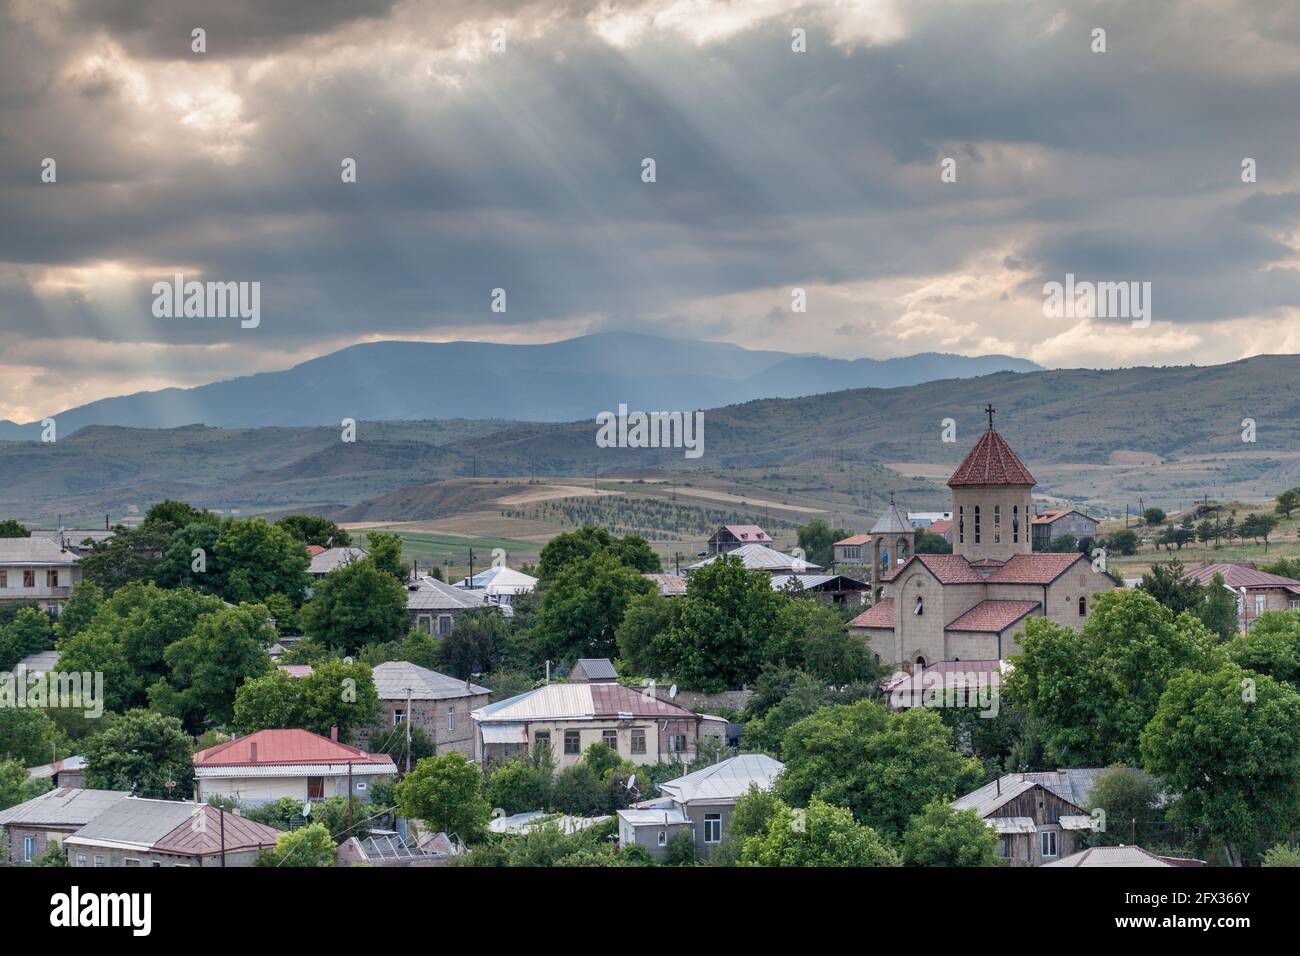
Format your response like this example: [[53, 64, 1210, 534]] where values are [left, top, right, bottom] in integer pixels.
[[330, 725, 339, 742], [249, 741, 258, 763]]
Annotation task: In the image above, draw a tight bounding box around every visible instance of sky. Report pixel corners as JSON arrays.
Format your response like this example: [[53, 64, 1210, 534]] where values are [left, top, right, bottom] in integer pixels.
[[3, 0, 1300, 422]]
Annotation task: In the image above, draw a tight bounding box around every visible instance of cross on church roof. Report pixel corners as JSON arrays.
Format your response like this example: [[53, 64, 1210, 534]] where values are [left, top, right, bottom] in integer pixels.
[[985, 403, 996, 430]]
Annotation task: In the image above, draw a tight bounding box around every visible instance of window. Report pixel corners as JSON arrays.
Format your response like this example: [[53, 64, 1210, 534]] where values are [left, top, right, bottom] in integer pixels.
[[0, 571, 6, 587], [47, 569, 60, 588], [973, 506, 981, 544], [393, 708, 406, 727], [1012, 505, 1020, 543], [124, 858, 141, 867], [1040, 830, 1058, 858], [993, 505, 1001, 544], [93, 855, 105, 868], [76, 854, 86, 867], [1255, 595, 1266, 616], [704, 814, 722, 844], [630, 729, 646, 754], [307, 777, 324, 800], [602, 729, 618, 752], [914, 595, 923, 616], [1291, 599, 1300, 611], [23, 570, 35, 588], [535, 731, 550, 751], [669, 734, 687, 753], [438, 615, 453, 636], [447, 706, 456, 732], [1078, 595, 1087, 616], [958, 506, 964, 544], [564, 730, 580, 755], [23, 837, 34, 862], [657, 830, 668, 847], [418, 615, 432, 634]]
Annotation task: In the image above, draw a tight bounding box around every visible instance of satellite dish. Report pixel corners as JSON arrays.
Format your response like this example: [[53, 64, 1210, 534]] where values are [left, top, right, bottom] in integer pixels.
[[668, 684, 678, 699], [625, 774, 638, 791], [301, 802, 312, 817]]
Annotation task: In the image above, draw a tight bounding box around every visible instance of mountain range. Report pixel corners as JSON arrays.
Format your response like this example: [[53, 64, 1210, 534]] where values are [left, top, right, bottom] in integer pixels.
[[0, 333, 1040, 438]]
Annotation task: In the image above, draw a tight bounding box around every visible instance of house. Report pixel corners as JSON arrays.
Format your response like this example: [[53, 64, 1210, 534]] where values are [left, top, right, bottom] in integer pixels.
[[1032, 509, 1099, 550], [454, 565, 538, 607], [832, 533, 872, 567], [618, 754, 783, 861], [908, 511, 953, 527], [29, 528, 114, 557], [64, 798, 281, 867], [336, 829, 463, 867], [688, 543, 821, 574], [192, 728, 396, 807], [471, 683, 726, 770], [406, 573, 492, 635], [926, 518, 955, 544], [308, 546, 368, 579], [882, 660, 1006, 710], [706, 524, 773, 554], [0, 787, 129, 864], [951, 769, 1109, 866], [568, 658, 619, 683], [26, 755, 87, 790], [1042, 845, 1205, 868], [1183, 563, 1300, 631], [0, 537, 83, 615], [353, 661, 490, 760], [643, 572, 688, 597], [769, 573, 869, 606], [854, 414, 1115, 668]]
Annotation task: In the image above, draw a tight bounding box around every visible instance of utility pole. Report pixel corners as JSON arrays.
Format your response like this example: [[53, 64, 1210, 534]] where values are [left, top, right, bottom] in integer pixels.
[[545, 660, 551, 685], [405, 687, 413, 774], [346, 760, 354, 838], [220, 805, 226, 867]]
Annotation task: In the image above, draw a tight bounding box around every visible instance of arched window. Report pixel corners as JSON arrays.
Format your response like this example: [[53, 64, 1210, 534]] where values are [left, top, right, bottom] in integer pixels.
[[958, 506, 965, 544], [974, 505, 981, 544], [914, 655, 927, 668], [1012, 505, 1020, 543], [897, 537, 909, 561], [1078, 595, 1087, 616], [914, 595, 924, 616]]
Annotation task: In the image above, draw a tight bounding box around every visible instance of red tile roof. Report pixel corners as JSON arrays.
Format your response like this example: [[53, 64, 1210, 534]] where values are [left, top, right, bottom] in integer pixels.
[[1184, 563, 1300, 593], [948, 430, 1036, 487], [305, 544, 328, 556], [834, 534, 873, 546], [849, 599, 894, 628], [927, 519, 954, 535], [905, 553, 986, 584], [946, 600, 1040, 632], [717, 525, 772, 542], [984, 552, 1084, 584], [193, 728, 391, 767]]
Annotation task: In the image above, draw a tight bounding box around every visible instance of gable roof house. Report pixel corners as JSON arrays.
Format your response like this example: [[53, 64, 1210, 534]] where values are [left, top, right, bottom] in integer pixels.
[[353, 661, 490, 761], [952, 769, 1113, 866], [1031, 509, 1099, 549], [26, 755, 87, 790], [619, 754, 784, 861], [472, 683, 726, 770], [1184, 562, 1300, 631], [454, 565, 538, 606], [0, 537, 83, 615], [706, 524, 773, 554], [308, 546, 368, 579], [0, 787, 129, 864], [63, 798, 282, 867], [192, 728, 396, 808], [406, 573, 493, 636], [832, 533, 873, 566], [568, 658, 619, 683], [1042, 845, 1204, 868], [688, 543, 821, 574]]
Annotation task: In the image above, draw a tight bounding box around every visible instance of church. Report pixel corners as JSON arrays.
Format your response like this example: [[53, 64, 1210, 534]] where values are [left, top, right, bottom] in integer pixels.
[[851, 408, 1115, 668]]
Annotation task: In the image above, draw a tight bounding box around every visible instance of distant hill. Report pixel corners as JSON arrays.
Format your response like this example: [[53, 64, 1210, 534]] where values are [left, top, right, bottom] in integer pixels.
[[0, 332, 1040, 437]]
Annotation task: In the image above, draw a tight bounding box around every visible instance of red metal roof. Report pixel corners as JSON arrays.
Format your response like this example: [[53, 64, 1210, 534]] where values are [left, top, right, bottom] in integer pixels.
[[984, 552, 1084, 584], [193, 728, 391, 767], [849, 599, 894, 628], [1184, 563, 1300, 592], [834, 534, 873, 546], [946, 599, 1040, 632], [151, 806, 282, 856], [305, 544, 328, 556], [948, 430, 1036, 487], [926, 519, 954, 535], [715, 525, 772, 542], [587, 683, 700, 719]]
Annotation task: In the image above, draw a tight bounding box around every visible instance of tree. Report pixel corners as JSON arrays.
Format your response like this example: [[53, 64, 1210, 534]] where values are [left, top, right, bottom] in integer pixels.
[[1006, 589, 1222, 766], [78, 524, 172, 594], [364, 531, 406, 581], [1107, 529, 1139, 556], [551, 763, 609, 816], [157, 603, 275, 728], [777, 700, 982, 839], [396, 753, 490, 842], [537, 526, 660, 581], [82, 709, 194, 799], [1140, 559, 1204, 615], [741, 667, 879, 755], [1045, 533, 1078, 553], [901, 800, 1001, 866], [1142, 507, 1166, 526], [485, 755, 552, 814], [0, 759, 26, 811], [737, 798, 900, 867], [155, 521, 222, 593], [795, 518, 852, 568], [232, 659, 379, 741], [143, 500, 219, 531], [256, 823, 336, 867], [665, 829, 697, 866], [277, 514, 351, 548], [1141, 664, 1300, 867], [533, 552, 652, 663], [796, 604, 878, 685], [300, 558, 409, 651], [212, 518, 310, 604], [440, 607, 508, 678], [1227, 611, 1300, 690], [614, 591, 676, 676], [1262, 844, 1300, 867], [1199, 573, 1240, 642], [0, 709, 67, 766], [1086, 766, 1163, 847], [54, 582, 104, 640], [0, 520, 29, 538], [0, 606, 55, 671], [1277, 489, 1300, 519]]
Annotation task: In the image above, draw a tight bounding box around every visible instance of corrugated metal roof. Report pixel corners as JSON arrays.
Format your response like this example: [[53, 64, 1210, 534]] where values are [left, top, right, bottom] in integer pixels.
[[193, 728, 392, 767], [454, 566, 537, 595], [658, 754, 783, 804], [372, 661, 489, 700], [0, 787, 128, 827], [26, 755, 87, 779], [1042, 845, 1183, 868], [987, 816, 1038, 834], [309, 546, 368, 575], [1184, 562, 1300, 592], [952, 768, 1108, 818], [406, 574, 490, 611], [474, 682, 699, 722], [571, 658, 619, 681], [688, 544, 821, 572], [0, 537, 79, 565], [617, 808, 690, 826]]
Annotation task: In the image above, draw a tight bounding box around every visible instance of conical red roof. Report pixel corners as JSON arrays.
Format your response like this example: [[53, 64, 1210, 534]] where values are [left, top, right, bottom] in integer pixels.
[[948, 429, 1036, 487]]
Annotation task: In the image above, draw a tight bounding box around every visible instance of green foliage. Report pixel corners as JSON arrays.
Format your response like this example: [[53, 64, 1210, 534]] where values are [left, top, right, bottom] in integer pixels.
[[460, 818, 622, 868], [143, 500, 219, 531], [232, 659, 379, 741], [795, 518, 852, 568], [1085, 767, 1163, 847], [78, 524, 173, 595], [245, 796, 371, 843], [914, 528, 952, 554], [0, 759, 26, 810], [741, 667, 879, 755], [614, 591, 675, 676], [0, 606, 55, 671], [82, 709, 194, 799], [485, 754, 552, 814], [368, 722, 434, 770], [737, 797, 900, 867], [1140, 663, 1300, 866], [156, 602, 275, 728], [0, 519, 29, 538], [300, 558, 409, 652], [33, 843, 69, 867], [1227, 611, 1300, 688], [537, 526, 660, 581], [777, 700, 982, 840], [533, 551, 653, 663], [901, 799, 1001, 866], [1006, 589, 1223, 766], [154, 522, 222, 593], [551, 763, 609, 816], [396, 753, 490, 842], [277, 514, 351, 548], [256, 823, 336, 867], [1199, 573, 1241, 642], [54, 582, 104, 640], [1142, 507, 1167, 526], [1106, 529, 1139, 556], [0, 709, 68, 765], [1275, 489, 1300, 519], [664, 829, 697, 866], [364, 531, 406, 581], [213, 518, 311, 604], [440, 606, 508, 678], [1262, 843, 1300, 866]]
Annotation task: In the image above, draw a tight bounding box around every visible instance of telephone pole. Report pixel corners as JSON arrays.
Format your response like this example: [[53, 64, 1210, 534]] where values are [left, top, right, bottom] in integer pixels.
[[405, 687, 413, 774]]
